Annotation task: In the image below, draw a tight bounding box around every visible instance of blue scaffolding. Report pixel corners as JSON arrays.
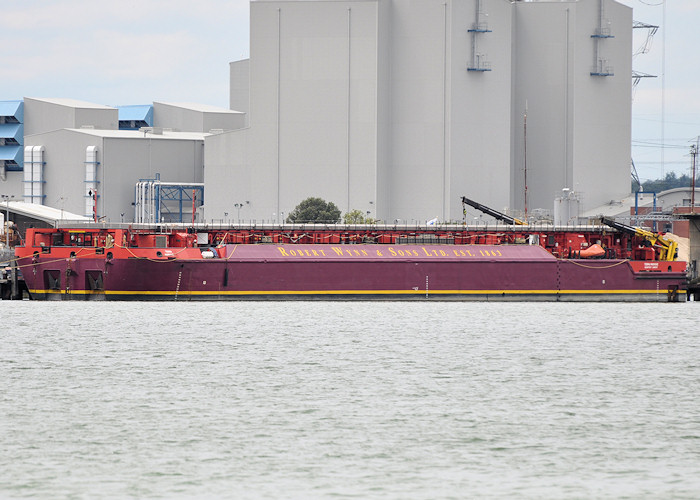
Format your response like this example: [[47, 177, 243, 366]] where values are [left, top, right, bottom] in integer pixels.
[[134, 176, 204, 224]]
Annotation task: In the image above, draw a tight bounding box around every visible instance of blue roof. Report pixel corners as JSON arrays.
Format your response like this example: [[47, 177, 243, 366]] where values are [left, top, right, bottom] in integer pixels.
[[0, 123, 23, 141], [0, 145, 22, 162], [118, 105, 153, 124], [0, 100, 23, 121]]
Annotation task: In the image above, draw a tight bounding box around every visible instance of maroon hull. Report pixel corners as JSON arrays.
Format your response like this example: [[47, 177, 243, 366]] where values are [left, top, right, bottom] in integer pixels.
[[19, 244, 687, 301]]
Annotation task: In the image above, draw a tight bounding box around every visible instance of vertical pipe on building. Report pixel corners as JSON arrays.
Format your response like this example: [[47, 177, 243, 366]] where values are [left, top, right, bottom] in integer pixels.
[[147, 138, 152, 221], [592, 0, 600, 73], [33, 146, 44, 205], [347, 7, 352, 214], [152, 180, 157, 224], [137, 182, 141, 223], [27, 147, 33, 203], [23, 146, 32, 203], [471, 1, 478, 70], [29, 147, 35, 204], [100, 143, 104, 220], [277, 7, 282, 223], [136, 182, 141, 223], [24, 147, 32, 203], [442, 2, 448, 221], [565, 8, 570, 190], [524, 102, 528, 216]]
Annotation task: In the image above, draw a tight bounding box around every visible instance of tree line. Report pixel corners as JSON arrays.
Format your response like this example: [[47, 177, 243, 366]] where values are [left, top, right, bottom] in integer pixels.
[[633, 171, 700, 193], [286, 197, 374, 224]]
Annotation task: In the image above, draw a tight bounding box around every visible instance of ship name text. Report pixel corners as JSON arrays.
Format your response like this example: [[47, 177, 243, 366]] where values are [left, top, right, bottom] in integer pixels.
[[275, 246, 503, 258]]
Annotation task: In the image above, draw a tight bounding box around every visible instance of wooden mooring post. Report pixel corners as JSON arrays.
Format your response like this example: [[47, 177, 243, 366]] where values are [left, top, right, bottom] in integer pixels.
[[1, 253, 25, 300]]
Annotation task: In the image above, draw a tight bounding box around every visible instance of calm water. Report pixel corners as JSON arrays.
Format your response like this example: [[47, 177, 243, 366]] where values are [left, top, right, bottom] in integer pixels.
[[1, 301, 699, 499]]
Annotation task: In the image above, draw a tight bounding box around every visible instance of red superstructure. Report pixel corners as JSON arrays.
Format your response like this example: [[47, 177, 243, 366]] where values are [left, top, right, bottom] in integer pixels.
[[13, 223, 687, 301]]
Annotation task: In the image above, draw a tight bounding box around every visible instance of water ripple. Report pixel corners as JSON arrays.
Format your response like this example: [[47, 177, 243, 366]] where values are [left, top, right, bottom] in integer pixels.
[[1, 301, 699, 499]]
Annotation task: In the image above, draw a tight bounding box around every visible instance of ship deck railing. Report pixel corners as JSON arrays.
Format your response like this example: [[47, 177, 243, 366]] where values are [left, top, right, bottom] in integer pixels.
[[51, 219, 626, 235]]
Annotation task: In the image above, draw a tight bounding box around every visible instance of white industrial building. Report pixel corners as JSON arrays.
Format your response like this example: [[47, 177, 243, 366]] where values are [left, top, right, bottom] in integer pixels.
[[206, 0, 633, 223], [23, 128, 208, 222], [23, 97, 120, 136], [153, 102, 245, 133], [1, 98, 246, 223]]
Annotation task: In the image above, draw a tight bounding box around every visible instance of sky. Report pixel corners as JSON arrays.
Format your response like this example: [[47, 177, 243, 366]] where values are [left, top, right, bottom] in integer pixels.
[[1, 0, 698, 183]]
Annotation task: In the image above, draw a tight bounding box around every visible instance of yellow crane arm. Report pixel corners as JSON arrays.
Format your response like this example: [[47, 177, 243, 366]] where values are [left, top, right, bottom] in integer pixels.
[[601, 217, 678, 261]]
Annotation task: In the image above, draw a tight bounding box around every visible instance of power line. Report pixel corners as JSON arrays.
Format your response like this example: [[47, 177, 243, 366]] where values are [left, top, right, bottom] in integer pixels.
[[632, 142, 690, 150]]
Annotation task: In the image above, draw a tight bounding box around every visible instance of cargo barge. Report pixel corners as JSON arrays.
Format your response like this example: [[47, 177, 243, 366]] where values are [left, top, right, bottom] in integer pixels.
[[13, 220, 687, 301]]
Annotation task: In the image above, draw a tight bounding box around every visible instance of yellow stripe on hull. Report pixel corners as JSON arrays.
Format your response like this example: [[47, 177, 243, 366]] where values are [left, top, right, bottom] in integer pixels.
[[29, 288, 685, 297]]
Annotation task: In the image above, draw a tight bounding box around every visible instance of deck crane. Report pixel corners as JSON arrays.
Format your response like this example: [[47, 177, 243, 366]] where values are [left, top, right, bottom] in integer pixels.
[[461, 196, 527, 226], [601, 217, 678, 262]]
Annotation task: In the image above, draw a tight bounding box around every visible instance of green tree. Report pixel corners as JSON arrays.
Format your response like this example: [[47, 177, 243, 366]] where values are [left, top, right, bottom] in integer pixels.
[[343, 209, 369, 224], [286, 197, 341, 223], [641, 172, 695, 193]]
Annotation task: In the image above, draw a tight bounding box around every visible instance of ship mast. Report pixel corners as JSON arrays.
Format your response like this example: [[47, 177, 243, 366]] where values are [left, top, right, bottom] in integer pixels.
[[524, 102, 528, 218]]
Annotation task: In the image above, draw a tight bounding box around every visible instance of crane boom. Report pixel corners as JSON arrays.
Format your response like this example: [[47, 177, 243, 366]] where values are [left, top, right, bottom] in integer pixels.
[[601, 216, 678, 261], [461, 196, 526, 225]]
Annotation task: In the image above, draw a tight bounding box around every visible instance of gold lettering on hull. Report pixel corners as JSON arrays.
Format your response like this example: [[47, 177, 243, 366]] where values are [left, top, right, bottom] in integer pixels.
[[277, 246, 505, 259]]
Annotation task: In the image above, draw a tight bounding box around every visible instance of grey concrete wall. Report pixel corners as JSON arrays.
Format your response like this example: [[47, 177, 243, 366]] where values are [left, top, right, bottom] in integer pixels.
[[154, 103, 203, 132], [210, 0, 633, 223], [512, 0, 632, 214], [74, 108, 119, 131], [202, 112, 246, 133], [243, 0, 381, 222], [24, 99, 75, 135], [24, 129, 100, 217], [571, 0, 632, 210], [226, 0, 513, 223], [230, 59, 251, 120], [388, 0, 451, 222], [204, 129, 252, 221], [25, 130, 205, 222], [375, 0, 392, 220], [446, 0, 513, 220], [154, 102, 245, 133], [24, 98, 118, 135], [0, 172, 24, 199]]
